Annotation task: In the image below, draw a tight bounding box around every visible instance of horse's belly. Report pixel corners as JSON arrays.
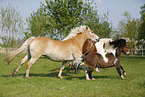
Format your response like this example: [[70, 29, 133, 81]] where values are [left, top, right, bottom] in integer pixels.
[[43, 52, 74, 61]]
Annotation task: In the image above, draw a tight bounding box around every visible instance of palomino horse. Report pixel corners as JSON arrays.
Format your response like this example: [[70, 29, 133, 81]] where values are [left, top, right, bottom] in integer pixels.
[[4, 25, 99, 78], [84, 39, 130, 80]]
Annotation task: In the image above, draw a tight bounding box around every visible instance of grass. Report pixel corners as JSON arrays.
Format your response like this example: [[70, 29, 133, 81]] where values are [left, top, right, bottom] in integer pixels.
[[0, 54, 145, 97]]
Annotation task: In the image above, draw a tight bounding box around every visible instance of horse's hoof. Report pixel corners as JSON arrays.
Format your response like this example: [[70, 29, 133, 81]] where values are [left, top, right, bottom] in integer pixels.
[[12, 72, 17, 77], [121, 75, 125, 79], [58, 76, 63, 79], [25, 76, 29, 79], [124, 72, 126, 75], [92, 78, 95, 80]]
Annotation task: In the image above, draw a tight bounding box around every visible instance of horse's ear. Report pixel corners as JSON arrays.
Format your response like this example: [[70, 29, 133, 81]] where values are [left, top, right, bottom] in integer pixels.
[[86, 26, 90, 31]]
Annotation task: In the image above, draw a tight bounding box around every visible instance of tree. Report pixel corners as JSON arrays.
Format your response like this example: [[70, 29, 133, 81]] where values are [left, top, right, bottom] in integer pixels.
[[25, 5, 48, 39], [114, 11, 140, 51], [78, 3, 112, 38], [26, 0, 112, 39], [26, 0, 85, 40], [138, 4, 145, 40], [0, 4, 24, 47]]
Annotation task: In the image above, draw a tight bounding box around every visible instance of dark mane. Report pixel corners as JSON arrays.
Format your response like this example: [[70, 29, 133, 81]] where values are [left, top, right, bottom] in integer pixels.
[[109, 39, 126, 48]]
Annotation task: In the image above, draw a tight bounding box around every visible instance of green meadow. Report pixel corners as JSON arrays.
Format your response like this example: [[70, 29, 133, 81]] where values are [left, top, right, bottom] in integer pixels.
[[0, 54, 145, 97]]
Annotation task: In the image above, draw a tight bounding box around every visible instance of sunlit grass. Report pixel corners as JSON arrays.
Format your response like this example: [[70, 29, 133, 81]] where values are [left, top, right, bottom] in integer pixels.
[[0, 54, 145, 97]]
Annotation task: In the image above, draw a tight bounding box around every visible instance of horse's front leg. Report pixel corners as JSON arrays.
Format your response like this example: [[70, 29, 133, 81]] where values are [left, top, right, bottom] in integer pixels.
[[114, 63, 125, 79], [86, 66, 95, 80], [58, 61, 67, 78], [95, 67, 100, 72], [120, 65, 126, 75]]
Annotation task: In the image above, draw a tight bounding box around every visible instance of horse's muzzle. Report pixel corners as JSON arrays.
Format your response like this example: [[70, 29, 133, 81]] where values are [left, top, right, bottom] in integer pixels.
[[126, 52, 130, 56]]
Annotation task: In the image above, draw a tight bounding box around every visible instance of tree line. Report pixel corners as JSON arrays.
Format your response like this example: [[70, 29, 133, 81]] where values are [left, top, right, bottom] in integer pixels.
[[0, 0, 145, 51]]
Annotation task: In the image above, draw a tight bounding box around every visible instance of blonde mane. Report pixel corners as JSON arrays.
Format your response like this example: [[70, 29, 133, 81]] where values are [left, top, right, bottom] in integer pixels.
[[63, 25, 89, 41]]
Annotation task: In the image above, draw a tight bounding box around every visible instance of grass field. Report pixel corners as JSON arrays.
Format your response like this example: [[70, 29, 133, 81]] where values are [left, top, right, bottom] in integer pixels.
[[0, 54, 145, 97]]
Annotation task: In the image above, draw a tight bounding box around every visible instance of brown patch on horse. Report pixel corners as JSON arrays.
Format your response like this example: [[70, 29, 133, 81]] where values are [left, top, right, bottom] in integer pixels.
[[82, 39, 96, 55], [103, 43, 105, 49], [86, 52, 115, 68]]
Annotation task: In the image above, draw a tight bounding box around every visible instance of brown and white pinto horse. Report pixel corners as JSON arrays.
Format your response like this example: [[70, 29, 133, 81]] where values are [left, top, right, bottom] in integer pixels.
[[4, 25, 99, 78], [83, 39, 130, 80], [82, 38, 113, 72]]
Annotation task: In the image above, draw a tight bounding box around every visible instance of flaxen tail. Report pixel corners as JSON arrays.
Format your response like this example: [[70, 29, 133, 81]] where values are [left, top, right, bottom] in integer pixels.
[[4, 37, 35, 64]]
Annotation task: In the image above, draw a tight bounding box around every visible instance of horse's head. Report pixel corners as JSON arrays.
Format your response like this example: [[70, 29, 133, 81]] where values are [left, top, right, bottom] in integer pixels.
[[85, 26, 100, 41], [110, 39, 130, 55], [122, 45, 130, 55]]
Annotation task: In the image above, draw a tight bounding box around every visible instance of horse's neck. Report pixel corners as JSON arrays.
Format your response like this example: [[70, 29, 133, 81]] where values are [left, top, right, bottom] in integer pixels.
[[115, 48, 122, 59], [73, 33, 87, 50]]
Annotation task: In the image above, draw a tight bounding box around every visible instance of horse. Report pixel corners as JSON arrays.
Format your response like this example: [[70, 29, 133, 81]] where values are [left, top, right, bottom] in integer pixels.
[[4, 25, 100, 78], [73, 38, 114, 72], [84, 39, 130, 80], [82, 38, 113, 72]]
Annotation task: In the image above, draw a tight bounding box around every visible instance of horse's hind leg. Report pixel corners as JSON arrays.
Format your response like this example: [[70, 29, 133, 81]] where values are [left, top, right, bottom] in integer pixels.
[[58, 61, 67, 78], [12, 55, 29, 76], [25, 57, 38, 78]]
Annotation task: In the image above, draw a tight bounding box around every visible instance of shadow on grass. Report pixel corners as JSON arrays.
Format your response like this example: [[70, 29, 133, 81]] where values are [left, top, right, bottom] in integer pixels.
[[0, 67, 77, 78], [0, 72, 119, 81], [64, 75, 110, 80], [0, 67, 120, 80]]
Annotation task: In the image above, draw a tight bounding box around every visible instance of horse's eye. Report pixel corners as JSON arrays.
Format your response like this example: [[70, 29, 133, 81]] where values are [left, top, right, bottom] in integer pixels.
[[91, 32, 94, 34]]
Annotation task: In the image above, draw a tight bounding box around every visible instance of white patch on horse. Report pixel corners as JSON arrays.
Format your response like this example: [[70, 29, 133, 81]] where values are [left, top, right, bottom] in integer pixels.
[[106, 47, 117, 56], [95, 42, 108, 63], [95, 38, 118, 63], [99, 38, 114, 52], [85, 70, 90, 80], [95, 42, 105, 53], [101, 52, 108, 63], [114, 58, 118, 64]]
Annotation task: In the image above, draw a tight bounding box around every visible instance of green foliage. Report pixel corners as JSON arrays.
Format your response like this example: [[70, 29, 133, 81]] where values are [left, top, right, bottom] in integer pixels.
[[26, 0, 112, 40], [0, 55, 145, 96], [114, 11, 140, 50], [44, 0, 84, 38], [140, 4, 145, 21], [138, 4, 145, 40], [0, 4, 24, 47], [26, 5, 48, 39]]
